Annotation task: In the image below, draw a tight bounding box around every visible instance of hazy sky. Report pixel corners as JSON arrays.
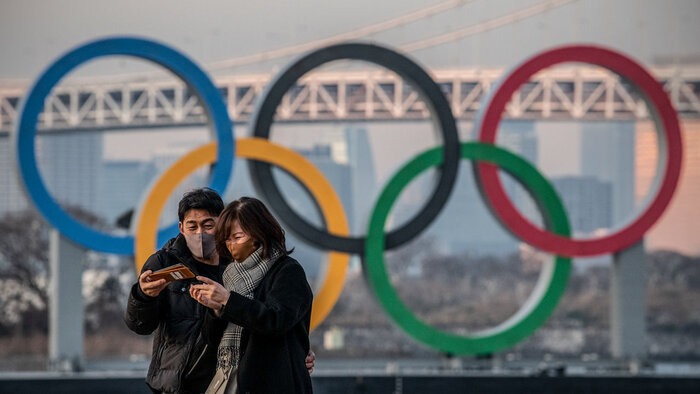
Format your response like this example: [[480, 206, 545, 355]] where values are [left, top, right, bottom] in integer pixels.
[[1, 0, 697, 203], [1, 0, 699, 80]]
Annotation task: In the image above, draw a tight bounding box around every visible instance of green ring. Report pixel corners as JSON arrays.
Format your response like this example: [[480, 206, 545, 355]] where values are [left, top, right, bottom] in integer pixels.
[[364, 142, 572, 355]]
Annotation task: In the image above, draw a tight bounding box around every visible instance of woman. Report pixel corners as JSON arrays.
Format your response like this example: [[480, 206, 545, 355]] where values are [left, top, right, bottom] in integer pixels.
[[189, 197, 313, 393]]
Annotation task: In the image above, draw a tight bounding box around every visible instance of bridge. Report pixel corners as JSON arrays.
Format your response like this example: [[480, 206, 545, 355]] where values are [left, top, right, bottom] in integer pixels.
[[1, 66, 699, 133]]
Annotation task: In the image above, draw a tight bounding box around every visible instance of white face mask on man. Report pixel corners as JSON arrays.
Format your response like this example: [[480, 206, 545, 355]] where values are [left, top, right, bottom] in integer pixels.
[[184, 233, 217, 260]]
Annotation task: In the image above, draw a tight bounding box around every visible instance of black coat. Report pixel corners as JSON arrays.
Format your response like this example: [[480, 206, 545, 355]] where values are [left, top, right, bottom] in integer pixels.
[[124, 234, 225, 394], [207, 255, 313, 394]]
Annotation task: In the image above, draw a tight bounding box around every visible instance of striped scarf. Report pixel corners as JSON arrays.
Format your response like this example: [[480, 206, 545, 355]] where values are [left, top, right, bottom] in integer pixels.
[[217, 247, 281, 370]]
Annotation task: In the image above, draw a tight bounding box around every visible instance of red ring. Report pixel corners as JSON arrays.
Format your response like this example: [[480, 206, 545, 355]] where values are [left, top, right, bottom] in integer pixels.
[[476, 45, 683, 257]]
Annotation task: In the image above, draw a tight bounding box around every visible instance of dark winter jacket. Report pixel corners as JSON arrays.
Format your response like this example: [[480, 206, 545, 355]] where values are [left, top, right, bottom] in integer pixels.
[[205, 255, 313, 394], [124, 234, 225, 393]]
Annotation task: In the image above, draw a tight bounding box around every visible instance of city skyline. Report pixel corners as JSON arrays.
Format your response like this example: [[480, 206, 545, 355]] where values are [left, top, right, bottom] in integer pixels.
[[1, 116, 695, 255], [1, 0, 697, 258]]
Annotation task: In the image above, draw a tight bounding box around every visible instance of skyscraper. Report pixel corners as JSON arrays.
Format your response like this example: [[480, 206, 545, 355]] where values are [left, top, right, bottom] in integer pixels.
[[345, 126, 377, 235], [37, 131, 103, 217], [638, 120, 700, 255], [98, 160, 156, 225], [0, 135, 28, 216], [580, 121, 636, 225], [551, 176, 612, 235], [292, 144, 353, 224], [150, 144, 208, 228], [280, 143, 355, 280], [420, 120, 538, 256]]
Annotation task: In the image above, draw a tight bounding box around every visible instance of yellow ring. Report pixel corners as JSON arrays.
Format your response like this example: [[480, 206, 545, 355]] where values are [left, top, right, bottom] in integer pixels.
[[133, 138, 350, 331]]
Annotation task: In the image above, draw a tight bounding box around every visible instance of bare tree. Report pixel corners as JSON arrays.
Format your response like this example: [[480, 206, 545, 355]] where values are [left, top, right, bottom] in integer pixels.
[[0, 210, 49, 310], [0, 206, 111, 335]]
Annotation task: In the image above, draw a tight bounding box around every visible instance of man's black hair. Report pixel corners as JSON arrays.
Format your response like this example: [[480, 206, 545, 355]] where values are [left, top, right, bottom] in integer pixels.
[[178, 187, 224, 222]]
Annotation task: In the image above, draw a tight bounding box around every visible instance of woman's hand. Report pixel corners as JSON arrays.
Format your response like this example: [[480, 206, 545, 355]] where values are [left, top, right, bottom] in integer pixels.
[[305, 350, 315, 374], [190, 276, 230, 313], [189, 283, 222, 314]]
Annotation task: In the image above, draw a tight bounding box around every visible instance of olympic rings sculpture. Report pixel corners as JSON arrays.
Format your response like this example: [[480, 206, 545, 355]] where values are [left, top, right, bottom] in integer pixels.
[[14, 37, 683, 354]]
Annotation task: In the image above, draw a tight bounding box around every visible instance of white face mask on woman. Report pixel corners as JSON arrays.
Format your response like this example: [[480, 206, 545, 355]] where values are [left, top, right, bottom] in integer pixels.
[[184, 232, 217, 260]]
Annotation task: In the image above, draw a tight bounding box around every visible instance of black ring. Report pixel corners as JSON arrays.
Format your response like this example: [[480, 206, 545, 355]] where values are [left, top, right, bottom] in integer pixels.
[[248, 42, 460, 253]]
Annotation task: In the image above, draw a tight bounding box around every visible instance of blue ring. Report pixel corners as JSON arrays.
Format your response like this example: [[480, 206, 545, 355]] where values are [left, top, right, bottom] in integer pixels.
[[15, 37, 234, 255]]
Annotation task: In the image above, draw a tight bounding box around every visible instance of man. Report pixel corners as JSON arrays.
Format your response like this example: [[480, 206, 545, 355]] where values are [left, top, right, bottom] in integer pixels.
[[125, 188, 314, 393]]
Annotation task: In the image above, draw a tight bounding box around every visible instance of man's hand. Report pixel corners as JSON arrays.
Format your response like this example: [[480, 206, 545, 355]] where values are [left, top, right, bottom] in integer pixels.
[[306, 350, 315, 374], [139, 270, 168, 298], [190, 276, 231, 306]]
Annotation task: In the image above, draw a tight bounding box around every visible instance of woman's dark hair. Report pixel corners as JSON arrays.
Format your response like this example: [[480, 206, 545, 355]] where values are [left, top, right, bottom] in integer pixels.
[[178, 188, 224, 222], [215, 197, 293, 261]]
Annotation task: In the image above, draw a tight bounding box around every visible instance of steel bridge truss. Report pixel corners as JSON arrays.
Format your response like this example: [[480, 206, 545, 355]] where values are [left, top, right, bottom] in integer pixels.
[[1, 66, 698, 132]]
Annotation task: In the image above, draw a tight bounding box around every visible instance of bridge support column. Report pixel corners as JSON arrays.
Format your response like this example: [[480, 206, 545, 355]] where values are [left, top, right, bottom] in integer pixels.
[[610, 239, 647, 360], [49, 230, 84, 371]]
